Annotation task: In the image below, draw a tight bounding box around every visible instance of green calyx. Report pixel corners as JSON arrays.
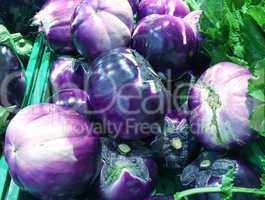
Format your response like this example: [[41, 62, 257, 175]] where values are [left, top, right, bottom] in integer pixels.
[[104, 158, 149, 185]]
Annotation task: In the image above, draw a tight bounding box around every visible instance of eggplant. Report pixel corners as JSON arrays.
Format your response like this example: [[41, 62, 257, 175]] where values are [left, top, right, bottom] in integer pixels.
[[151, 110, 199, 169], [49, 56, 88, 93], [180, 151, 262, 200], [87, 48, 166, 140], [188, 62, 255, 150], [0, 45, 25, 107], [71, 0, 134, 59], [99, 139, 158, 200], [33, 0, 80, 53], [132, 11, 201, 78], [4, 104, 101, 200]]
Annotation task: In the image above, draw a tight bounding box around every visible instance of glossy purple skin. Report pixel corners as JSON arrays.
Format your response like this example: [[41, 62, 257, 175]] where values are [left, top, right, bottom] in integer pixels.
[[71, 0, 134, 59], [0, 45, 25, 107], [87, 48, 166, 140], [151, 110, 199, 169], [128, 0, 140, 14], [49, 88, 93, 118], [33, 0, 80, 53], [4, 104, 101, 200], [132, 12, 200, 77], [180, 152, 261, 200], [50, 56, 86, 92], [100, 143, 158, 200], [138, 0, 190, 20], [188, 62, 254, 150]]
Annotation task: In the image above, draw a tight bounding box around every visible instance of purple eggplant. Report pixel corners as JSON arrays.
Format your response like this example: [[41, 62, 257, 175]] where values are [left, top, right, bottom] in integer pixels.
[[188, 62, 255, 150], [48, 88, 93, 118], [87, 48, 166, 140], [71, 0, 134, 59], [138, 0, 190, 20], [180, 152, 261, 200], [49, 56, 88, 92], [151, 111, 199, 169], [132, 11, 201, 78], [4, 104, 101, 200], [99, 139, 158, 200], [0, 45, 25, 107], [33, 0, 80, 53]]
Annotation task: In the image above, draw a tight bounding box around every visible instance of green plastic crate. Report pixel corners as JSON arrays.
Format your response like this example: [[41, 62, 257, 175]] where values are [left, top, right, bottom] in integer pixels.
[[0, 35, 52, 200]]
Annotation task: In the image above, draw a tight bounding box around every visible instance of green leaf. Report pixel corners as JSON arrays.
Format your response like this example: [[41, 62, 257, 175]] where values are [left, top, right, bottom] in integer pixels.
[[221, 166, 235, 200], [0, 24, 32, 57], [249, 59, 265, 101], [249, 104, 265, 136], [247, 2, 265, 31], [0, 106, 13, 135]]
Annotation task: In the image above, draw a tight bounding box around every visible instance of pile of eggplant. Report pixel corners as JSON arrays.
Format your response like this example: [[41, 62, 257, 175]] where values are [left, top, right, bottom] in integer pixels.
[[2, 0, 264, 200]]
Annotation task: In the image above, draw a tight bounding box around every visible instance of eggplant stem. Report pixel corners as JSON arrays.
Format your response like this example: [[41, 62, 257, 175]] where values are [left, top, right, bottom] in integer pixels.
[[174, 186, 265, 200]]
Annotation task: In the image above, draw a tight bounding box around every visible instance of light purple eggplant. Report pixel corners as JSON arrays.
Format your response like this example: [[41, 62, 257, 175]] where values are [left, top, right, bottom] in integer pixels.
[[138, 0, 190, 20], [99, 139, 158, 200], [49, 56, 88, 92], [4, 104, 101, 200], [71, 0, 134, 59], [132, 11, 201, 78], [188, 62, 255, 150], [33, 0, 80, 53]]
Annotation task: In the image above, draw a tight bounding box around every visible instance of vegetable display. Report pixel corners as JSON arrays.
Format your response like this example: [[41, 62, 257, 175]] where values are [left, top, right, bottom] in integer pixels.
[[138, 0, 190, 20], [0, 45, 25, 107], [33, 0, 80, 53], [189, 62, 255, 150], [132, 11, 201, 78], [4, 104, 101, 200], [87, 48, 166, 140], [71, 0, 134, 59], [49, 56, 88, 92], [2, 0, 265, 200], [179, 152, 262, 200], [99, 139, 157, 200]]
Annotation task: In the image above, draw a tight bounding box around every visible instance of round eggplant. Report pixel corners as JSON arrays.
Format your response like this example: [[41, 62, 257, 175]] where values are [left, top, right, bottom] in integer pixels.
[[33, 0, 80, 53], [87, 48, 166, 140], [4, 104, 101, 200], [151, 110, 199, 169], [0, 45, 25, 107], [132, 11, 201, 78], [71, 0, 134, 59], [99, 139, 158, 200], [180, 152, 261, 200], [188, 62, 255, 150], [49, 56, 88, 92]]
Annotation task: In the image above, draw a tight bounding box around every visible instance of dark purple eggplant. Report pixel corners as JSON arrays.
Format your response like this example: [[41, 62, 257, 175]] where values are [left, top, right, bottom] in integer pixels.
[[180, 152, 262, 200], [87, 48, 166, 140], [151, 110, 199, 169], [0, 45, 25, 107]]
